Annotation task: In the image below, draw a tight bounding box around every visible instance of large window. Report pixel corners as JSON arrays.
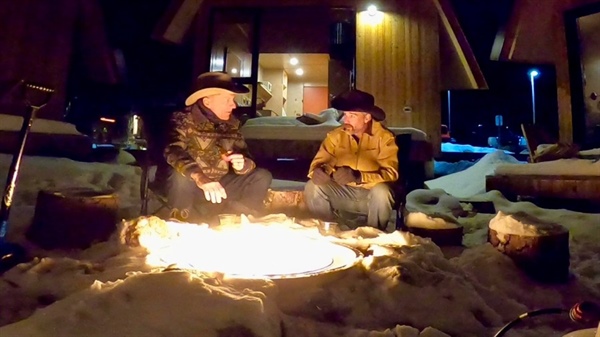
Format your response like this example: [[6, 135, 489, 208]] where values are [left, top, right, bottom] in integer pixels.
[[208, 7, 355, 118]]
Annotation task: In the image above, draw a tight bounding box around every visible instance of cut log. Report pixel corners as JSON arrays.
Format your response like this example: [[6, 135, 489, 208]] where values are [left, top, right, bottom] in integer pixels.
[[27, 188, 118, 249], [403, 210, 463, 246], [264, 188, 308, 218], [488, 211, 570, 283]]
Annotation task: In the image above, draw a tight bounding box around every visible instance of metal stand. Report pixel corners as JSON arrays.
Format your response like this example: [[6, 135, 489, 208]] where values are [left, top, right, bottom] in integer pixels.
[[0, 83, 53, 273]]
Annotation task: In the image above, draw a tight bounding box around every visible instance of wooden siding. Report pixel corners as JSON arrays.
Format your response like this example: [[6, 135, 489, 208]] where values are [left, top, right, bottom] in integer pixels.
[[356, 2, 441, 152]]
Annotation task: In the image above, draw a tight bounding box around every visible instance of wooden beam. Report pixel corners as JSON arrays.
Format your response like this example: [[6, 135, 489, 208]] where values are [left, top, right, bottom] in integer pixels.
[[152, 0, 205, 44], [498, 0, 526, 60], [432, 0, 487, 89]]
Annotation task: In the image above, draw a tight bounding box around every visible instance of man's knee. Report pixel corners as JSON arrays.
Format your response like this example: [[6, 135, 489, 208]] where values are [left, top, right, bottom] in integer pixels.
[[253, 168, 273, 185], [303, 180, 322, 199], [369, 183, 394, 204]]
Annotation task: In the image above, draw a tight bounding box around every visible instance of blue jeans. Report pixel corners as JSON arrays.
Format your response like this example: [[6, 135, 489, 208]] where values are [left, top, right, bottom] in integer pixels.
[[303, 180, 394, 230]]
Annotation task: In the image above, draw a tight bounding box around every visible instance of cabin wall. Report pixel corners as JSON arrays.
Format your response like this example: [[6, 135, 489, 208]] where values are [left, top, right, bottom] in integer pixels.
[[194, 0, 442, 154], [355, 1, 440, 150]]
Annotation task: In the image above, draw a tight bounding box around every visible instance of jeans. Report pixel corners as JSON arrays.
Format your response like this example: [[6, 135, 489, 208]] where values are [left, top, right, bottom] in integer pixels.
[[303, 180, 394, 230], [167, 168, 272, 221]]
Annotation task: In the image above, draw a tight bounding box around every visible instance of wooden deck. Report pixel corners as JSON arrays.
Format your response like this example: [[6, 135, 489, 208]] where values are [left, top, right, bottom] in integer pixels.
[[486, 174, 600, 204]]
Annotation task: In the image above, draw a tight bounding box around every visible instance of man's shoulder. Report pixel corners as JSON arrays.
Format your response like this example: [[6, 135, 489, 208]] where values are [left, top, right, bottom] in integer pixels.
[[373, 122, 396, 139], [171, 107, 192, 121], [327, 125, 347, 136]]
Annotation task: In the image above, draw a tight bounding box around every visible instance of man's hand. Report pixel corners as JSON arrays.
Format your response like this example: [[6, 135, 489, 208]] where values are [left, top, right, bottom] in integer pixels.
[[191, 173, 227, 203], [332, 166, 360, 185], [311, 167, 331, 185], [223, 153, 245, 171]]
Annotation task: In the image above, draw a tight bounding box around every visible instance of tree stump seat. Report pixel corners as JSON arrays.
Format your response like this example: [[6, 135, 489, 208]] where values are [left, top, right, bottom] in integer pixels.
[[27, 188, 118, 249]]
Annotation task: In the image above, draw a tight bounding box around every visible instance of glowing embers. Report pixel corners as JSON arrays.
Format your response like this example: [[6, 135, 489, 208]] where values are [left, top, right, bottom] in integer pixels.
[[134, 218, 361, 280]]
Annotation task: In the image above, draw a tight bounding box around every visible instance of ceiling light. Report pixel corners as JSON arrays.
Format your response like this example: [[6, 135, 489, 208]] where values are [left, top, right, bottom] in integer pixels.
[[290, 57, 299, 65], [295, 68, 304, 76], [231, 68, 238, 74]]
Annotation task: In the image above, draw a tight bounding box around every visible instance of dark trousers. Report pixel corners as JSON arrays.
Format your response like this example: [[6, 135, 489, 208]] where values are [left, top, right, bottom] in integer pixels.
[[167, 168, 272, 221]]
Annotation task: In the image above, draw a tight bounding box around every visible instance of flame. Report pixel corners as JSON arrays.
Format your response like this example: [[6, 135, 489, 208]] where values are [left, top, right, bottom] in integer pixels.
[[137, 220, 359, 279]]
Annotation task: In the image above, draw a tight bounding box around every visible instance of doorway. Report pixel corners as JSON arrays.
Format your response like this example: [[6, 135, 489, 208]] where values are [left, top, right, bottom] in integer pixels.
[[566, 2, 600, 148]]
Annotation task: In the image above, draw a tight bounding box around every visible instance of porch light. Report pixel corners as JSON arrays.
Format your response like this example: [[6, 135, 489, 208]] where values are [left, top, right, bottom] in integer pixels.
[[367, 5, 378, 16]]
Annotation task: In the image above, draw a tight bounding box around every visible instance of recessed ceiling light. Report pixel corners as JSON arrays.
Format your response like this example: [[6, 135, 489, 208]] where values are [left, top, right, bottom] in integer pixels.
[[231, 68, 238, 74], [295, 68, 304, 76], [290, 57, 299, 65]]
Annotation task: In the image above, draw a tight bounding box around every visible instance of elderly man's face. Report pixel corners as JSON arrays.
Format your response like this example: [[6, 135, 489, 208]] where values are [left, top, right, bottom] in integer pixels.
[[203, 93, 237, 120], [342, 111, 372, 135]]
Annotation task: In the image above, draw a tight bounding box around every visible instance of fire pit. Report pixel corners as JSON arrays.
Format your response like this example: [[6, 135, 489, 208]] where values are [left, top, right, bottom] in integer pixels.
[[124, 217, 362, 281]]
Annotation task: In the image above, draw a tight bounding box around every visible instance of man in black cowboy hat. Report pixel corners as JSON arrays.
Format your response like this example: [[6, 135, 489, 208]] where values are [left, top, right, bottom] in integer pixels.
[[163, 72, 272, 223], [304, 89, 399, 230]]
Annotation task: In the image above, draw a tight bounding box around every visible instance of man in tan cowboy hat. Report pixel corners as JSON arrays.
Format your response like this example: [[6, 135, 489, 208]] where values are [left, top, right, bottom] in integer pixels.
[[164, 72, 272, 223], [304, 89, 399, 230]]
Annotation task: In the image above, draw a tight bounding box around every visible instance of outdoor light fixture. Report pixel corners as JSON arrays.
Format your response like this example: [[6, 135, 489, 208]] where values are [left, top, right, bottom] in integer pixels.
[[295, 68, 304, 76], [364, 4, 383, 25], [528, 69, 540, 124], [289, 57, 298, 65], [367, 5, 378, 16]]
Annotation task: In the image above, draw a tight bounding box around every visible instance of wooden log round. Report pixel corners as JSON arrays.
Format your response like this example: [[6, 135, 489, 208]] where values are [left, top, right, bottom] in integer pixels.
[[406, 226, 464, 246], [264, 188, 308, 218], [488, 227, 570, 283], [27, 188, 118, 249], [403, 209, 464, 246]]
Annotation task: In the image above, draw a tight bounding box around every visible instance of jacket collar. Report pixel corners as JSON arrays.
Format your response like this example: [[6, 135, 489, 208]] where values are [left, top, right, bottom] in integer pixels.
[[189, 103, 239, 127]]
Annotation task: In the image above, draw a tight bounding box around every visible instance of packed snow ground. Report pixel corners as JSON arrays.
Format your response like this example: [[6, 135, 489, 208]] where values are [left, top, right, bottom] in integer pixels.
[[0, 152, 599, 337]]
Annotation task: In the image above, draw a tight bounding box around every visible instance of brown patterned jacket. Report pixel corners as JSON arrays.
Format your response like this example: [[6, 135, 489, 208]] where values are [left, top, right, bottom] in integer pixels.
[[164, 104, 256, 184]]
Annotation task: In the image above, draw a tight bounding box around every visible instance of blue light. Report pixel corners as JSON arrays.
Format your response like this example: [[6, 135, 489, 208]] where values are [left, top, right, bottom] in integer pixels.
[[529, 69, 540, 78]]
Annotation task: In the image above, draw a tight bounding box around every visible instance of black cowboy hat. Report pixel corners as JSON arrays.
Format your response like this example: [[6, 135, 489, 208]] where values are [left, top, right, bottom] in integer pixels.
[[331, 89, 386, 121], [185, 72, 249, 106]]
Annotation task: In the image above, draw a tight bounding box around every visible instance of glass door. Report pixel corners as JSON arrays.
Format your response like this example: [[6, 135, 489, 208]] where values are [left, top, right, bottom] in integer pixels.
[[209, 8, 260, 118]]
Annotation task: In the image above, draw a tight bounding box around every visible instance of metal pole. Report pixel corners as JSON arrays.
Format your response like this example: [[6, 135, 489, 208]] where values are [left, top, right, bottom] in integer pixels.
[[447, 90, 452, 132], [530, 73, 536, 124]]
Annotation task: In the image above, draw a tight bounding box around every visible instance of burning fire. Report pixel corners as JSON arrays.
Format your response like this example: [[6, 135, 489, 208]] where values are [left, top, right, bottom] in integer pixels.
[[125, 217, 361, 279]]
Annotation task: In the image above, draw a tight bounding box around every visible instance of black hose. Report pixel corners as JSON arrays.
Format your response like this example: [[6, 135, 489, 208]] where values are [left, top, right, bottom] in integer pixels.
[[493, 307, 568, 337]]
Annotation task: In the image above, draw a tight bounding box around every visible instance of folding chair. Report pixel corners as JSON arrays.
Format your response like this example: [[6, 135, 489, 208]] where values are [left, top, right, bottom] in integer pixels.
[[393, 133, 413, 230]]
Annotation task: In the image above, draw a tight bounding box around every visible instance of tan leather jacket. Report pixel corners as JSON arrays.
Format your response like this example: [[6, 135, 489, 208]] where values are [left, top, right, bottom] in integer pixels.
[[308, 121, 399, 189]]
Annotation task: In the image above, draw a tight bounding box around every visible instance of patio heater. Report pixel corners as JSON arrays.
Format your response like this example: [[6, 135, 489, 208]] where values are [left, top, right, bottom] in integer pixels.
[[0, 82, 54, 272]]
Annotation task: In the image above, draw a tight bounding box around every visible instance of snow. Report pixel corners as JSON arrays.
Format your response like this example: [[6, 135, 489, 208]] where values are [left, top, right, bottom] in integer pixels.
[[404, 189, 464, 229], [441, 142, 514, 154], [489, 211, 569, 236], [425, 151, 524, 198], [0, 113, 83, 135], [494, 158, 600, 176], [0, 149, 599, 337]]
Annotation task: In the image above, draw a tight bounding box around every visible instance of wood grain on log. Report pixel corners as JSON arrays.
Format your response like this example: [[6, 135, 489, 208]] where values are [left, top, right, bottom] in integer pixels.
[[27, 188, 118, 249], [489, 228, 570, 283]]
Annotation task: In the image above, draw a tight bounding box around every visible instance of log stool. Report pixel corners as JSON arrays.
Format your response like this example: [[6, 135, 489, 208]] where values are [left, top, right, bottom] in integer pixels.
[[488, 211, 570, 283], [264, 187, 308, 218], [27, 188, 118, 249]]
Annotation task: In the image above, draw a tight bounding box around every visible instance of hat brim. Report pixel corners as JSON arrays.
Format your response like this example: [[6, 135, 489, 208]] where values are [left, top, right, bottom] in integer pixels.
[[185, 85, 249, 106]]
